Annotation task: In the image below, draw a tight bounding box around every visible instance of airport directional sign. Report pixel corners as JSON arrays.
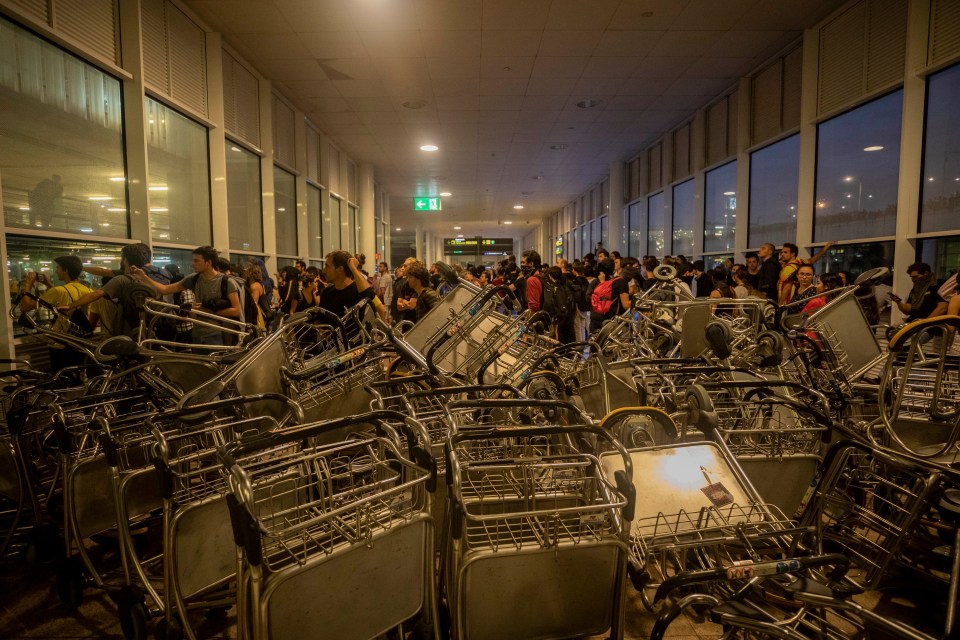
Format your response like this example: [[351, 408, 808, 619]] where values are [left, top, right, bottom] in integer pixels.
[[413, 197, 442, 211]]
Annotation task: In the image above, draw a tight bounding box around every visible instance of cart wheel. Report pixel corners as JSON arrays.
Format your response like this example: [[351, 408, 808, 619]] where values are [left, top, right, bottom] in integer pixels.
[[120, 600, 150, 640], [25, 522, 63, 566], [55, 557, 86, 609], [155, 616, 183, 640]]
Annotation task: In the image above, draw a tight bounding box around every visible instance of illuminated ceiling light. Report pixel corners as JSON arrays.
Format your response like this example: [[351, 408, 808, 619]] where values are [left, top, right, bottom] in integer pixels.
[[420, 144, 439, 152], [109, 176, 126, 182], [18, 206, 29, 211], [88, 196, 112, 201], [231, 146, 242, 152], [79, 227, 94, 233], [722, 191, 735, 196], [395, 227, 402, 231], [503, 220, 513, 225], [453, 226, 462, 230], [278, 208, 286, 212], [456, 234, 464, 238], [150, 207, 168, 212], [107, 208, 126, 212], [863, 145, 884, 152], [149, 185, 168, 191], [928, 177, 935, 182], [513, 204, 524, 210], [439, 192, 452, 197], [159, 233, 169, 239], [100, 222, 110, 227]]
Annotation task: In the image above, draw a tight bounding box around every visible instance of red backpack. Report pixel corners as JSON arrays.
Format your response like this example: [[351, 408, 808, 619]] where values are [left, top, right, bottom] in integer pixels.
[[591, 277, 621, 315]]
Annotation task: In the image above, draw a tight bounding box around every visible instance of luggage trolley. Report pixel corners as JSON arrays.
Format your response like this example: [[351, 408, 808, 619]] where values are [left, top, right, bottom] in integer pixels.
[[444, 417, 636, 640], [599, 438, 803, 611], [221, 411, 438, 640]]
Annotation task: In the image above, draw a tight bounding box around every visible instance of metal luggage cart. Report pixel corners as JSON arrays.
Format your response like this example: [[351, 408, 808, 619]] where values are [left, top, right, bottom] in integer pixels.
[[599, 439, 804, 611], [444, 422, 635, 640], [220, 411, 438, 640], [143, 395, 304, 640]]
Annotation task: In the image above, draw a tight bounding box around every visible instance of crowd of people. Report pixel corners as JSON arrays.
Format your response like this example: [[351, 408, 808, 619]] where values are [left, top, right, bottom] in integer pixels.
[[16, 239, 960, 373]]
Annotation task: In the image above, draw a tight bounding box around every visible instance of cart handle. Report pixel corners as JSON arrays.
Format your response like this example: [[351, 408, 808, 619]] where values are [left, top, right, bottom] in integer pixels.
[[423, 285, 516, 374], [654, 552, 850, 603], [406, 383, 522, 400], [445, 397, 592, 424]]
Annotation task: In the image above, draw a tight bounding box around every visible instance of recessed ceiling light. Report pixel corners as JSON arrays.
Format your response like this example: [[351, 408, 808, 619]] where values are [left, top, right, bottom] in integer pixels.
[[453, 226, 461, 230], [456, 234, 464, 238], [549, 144, 568, 150], [863, 145, 884, 152], [420, 144, 439, 152], [513, 204, 524, 210], [723, 191, 735, 196], [149, 185, 168, 191], [402, 100, 427, 110], [88, 196, 112, 201], [440, 192, 452, 197], [395, 227, 401, 231], [109, 176, 126, 182], [503, 220, 513, 225], [575, 100, 600, 109]]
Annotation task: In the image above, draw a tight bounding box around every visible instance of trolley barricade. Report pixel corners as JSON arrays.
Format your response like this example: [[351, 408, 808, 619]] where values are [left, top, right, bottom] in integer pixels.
[[141, 298, 259, 355], [599, 438, 805, 612], [219, 411, 437, 640], [365, 374, 440, 412], [139, 395, 304, 640], [49, 389, 168, 628], [444, 421, 635, 640]]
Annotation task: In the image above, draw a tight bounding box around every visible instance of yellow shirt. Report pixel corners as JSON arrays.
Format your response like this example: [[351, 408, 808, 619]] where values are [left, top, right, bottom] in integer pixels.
[[39, 281, 92, 346]]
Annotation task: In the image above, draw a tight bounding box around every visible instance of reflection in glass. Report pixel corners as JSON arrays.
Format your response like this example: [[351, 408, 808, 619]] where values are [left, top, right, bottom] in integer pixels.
[[814, 91, 902, 242], [152, 247, 196, 277], [672, 180, 695, 257], [704, 162, 737, 254], [921, 65, 960, 234], [590, 218, 599, 255], [325, 196, 338, 254], [146, 97, 211, 245], [628, 202, 642, 258], [307, 185, 323, 259], [600, 215, 608, 250], [0, 19, 127, 237], [347, 205, 358, 254], [749, 135, 799, 248], [6, 236, 125, 336], [647, 192, 665, 257], [572, 226, 579, 260], [274, 166, 297, 256], [581, 224, 589, 257], [226, 142, 262, 252], [917, 236, 960, 281], [818, 241, 894, 279]]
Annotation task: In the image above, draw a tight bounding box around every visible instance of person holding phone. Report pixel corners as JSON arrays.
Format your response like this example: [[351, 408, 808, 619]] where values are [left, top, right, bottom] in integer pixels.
[[19, 255, 92, 371]]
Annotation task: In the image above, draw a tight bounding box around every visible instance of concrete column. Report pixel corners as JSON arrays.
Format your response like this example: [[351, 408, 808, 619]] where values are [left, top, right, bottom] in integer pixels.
[[891, 0, 932, 323], [294, 106, 309, 260], [607, 162, 626, 253], [205, 34, 229, 254], [358, 164, 376, 260], [734, 77, 752, 260], [415, 224, 424, 261], [691, 110, 707, 259], [117, 0, 150, 245], [795, 28, 820, 258], [259, 81, 277, 275]]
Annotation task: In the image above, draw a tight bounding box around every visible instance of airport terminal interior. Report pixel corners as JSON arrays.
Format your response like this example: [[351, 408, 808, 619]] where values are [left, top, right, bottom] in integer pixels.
[[3, 0, 960, 638]]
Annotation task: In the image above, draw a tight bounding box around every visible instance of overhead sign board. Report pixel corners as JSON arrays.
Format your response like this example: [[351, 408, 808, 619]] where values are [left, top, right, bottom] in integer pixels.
[[443, 237, 513, 256], [413, 197, 442, 211]]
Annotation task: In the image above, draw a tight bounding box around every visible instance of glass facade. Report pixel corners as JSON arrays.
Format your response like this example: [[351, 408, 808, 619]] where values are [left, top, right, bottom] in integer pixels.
[[818, 241, 895, 278], [672, 180, 695, 257], [703, 161, 737, 254], [628, 201, 642, 258], [146, 97, 211, 245], [814, 91, 902, 242], [307, 184, 323, 258], [647, 192, 665, 257], [226, 142, 262, 252], [0, 18, 127, 238], [273, 166, 297, 256], [749, 134, 799, 248], [921, 64, 960, 234], [917, 236, 960, 281]]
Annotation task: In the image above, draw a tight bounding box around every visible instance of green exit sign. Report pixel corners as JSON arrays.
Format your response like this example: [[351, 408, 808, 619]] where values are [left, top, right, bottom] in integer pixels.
[[413, 197, 442, 211]]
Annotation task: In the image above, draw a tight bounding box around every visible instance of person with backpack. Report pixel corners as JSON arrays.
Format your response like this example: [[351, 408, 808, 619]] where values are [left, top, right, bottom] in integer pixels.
[[130, 245, 242, 347], [590, 258, 630, 333], [570, 261, 591, 343], [519, 249, 543, 314], [22, 255, 92, 372], [541, 266, 576, 343]]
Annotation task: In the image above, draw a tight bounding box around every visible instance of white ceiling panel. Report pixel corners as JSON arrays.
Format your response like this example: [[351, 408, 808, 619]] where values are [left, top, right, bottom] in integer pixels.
[[186, 0, 848, 236]]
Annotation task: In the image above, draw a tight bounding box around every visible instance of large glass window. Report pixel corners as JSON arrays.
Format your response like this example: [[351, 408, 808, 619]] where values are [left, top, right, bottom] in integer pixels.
[[921, 65, 960, 234], [917, 236, 960, 281], [324, 196, 338, 253], [814, 91, 902, 242], [146, 97, 210, 245], [628, 202, 642, 258], [672, 180, 695, 258], [152, 247, 196, 276], [704, 161, 737, 254], [274, 166, 297, 256], [307, 184, 323, 259], [0, 19, 127, 238], [226, 142, 262, 252], [347, 204, 358, 254], [749, 135, 799, 248], [818, 241, 894, 278], [600, 215, 608, 250], [571, 226, 579, 260], [590, 218, 599, 254], [647, 192, 665, 257], [581, 224, 590, 257]]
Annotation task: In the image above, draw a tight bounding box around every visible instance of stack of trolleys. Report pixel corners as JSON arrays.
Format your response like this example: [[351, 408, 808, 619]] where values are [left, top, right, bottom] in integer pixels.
[[444, 404, 636, 640], [110, 395, 301, 640], [48, 390, 168, 629], [599, 431, 805, 612], [220, 411, 438, 640]]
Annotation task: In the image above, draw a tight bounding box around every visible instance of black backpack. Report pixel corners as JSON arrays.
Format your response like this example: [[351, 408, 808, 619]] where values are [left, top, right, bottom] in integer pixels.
[[541, 277, 574, 322], [568, 275, 589, 313]]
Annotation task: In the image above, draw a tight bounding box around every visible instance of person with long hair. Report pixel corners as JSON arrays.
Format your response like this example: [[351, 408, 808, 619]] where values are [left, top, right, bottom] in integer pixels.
[[277, 265, 300, 315], [243, 261, 266, 328], [801, 272, 843, 315]]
